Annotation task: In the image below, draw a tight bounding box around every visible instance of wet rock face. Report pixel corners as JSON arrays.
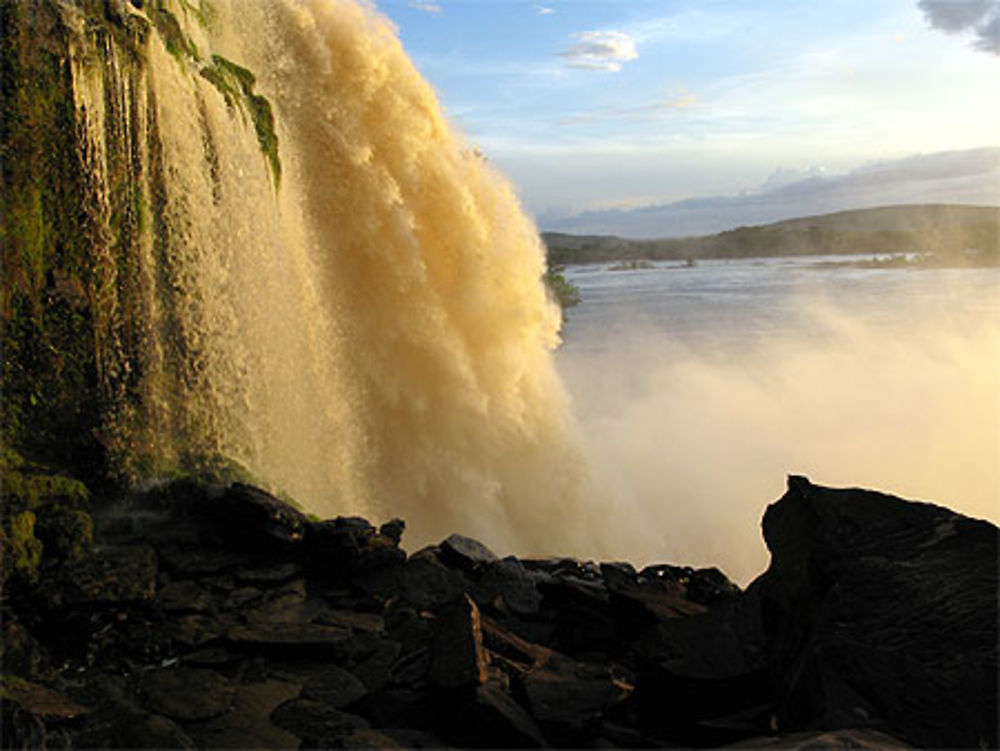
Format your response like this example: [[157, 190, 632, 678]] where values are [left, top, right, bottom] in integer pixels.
[[2, 476, 995, 749]]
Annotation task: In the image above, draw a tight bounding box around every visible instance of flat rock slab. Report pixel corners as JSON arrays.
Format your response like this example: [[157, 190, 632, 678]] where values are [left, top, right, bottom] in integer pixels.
[[301, 665, 368, 708], [270, 698, 370, 743], [1, 677, 88, 719], [139, 667, 234, 721], [439, 534, 498, 571], [227, 623, 352, 657], [188, 679, 302, 749]]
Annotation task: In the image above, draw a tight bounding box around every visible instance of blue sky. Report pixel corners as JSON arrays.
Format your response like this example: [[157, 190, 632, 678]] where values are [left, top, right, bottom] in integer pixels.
[[374, 0, 1000, 231]]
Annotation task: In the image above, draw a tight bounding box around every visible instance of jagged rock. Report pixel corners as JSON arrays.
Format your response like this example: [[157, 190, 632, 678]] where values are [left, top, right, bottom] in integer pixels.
[[270, 698, 370, 745], [139, 667, 234, 721], [41, 544, 157, 606], [758, 476, 999, 749], [473, 556, 547, 615], [353, 639, 403, 692], [444, 678, 546, 748], [301, 665, 368, 708], [521, 657, 633, 745], [380, 518, 406, 545], [189, 678, 302, 749], [633, 590, 770, 745], [538, 575, 617, 660], [638, 564, 741, 607], [213, 483, 308, 550], [439, 533, 499, 571], [430, 595, 489, 691], [307, 516, 405, 575], [398, 549, 467, 609]]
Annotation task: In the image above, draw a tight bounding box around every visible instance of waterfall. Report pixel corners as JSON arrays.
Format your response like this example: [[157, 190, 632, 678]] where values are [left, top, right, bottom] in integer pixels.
[[56, 0, 584, 553]]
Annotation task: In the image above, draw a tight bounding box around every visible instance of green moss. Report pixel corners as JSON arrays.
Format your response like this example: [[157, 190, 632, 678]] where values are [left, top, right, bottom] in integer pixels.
[[200, 55, 281, 187], [3, 511, 44, 583], [149, 4, 200, 64], [34, 505, 93, 562]]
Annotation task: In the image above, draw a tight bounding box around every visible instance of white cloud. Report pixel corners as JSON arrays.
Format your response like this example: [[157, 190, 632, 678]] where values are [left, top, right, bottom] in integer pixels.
[[559, 31, 638, 72], [535, 5, 555, 15], [409, 1, 441, 13]]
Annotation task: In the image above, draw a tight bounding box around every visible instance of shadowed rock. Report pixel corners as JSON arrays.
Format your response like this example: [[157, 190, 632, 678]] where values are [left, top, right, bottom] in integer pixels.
[[758, 475, 998, 749], [430, 594, 489, 691]]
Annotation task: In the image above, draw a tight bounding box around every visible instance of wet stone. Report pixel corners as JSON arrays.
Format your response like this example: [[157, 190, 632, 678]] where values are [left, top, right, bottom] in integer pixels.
[[301, 665, 368, 708], [139, 667, 234, 721], [430, 595, 488, 691]]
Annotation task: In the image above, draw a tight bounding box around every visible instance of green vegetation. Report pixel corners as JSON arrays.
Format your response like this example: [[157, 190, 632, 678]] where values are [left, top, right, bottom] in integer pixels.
[[544, 205, 1000, 267], [543, 267, 581, 309], [200, 55, 281, 186], [1, 450, 93, 585]]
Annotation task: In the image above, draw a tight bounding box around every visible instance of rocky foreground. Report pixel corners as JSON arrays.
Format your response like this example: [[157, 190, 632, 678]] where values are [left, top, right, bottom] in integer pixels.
[[2, 477, 996, 750]]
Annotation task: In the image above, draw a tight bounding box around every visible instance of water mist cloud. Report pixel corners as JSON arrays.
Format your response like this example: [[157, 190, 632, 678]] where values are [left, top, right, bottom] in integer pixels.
[[559, 296, 1000, 584], [918, 0, 1000, 54]]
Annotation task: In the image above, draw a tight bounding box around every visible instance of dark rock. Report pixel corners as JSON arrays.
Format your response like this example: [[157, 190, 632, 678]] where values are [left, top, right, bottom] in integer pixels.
[[270, 698, 370, 744], [139, 667, 234, 721], [0, 676, 89, 719], [733, 728, 913, 748], [226, 622, 352, 657], [157, 546, 247, 577], [473, 556, 546, 615], [316, 608, 386, 635], [172, 614, 227, 647], [539, 576, 617, 660], [444, 678, 546, 748], [352, 639, 403, 692], [307, 516, 405, 576], [233, 561, 302, 585], [213, 483, 308, 550], [332, 728, 407, 749], [380, 518, 406, 544], [522, 657, 633, 745], [189, 679, 302, 749], [633, 590, 770, 745], [41, 544, 157, 606], [439, 533, 499, 571], [398, 549, 467, 609], [430, 595, 489, 691], [155, 579, 216, 613], [113, 712, 197, 750], [758, 476, 999, 749], [639, 563, 741, 607], [301, 665, 368, 708]]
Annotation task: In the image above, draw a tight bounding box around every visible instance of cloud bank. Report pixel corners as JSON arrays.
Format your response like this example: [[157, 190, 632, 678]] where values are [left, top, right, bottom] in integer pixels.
[[559, 31, 638, 72], [918, 0, 1000, 54], [540, 147, 1000, 237]]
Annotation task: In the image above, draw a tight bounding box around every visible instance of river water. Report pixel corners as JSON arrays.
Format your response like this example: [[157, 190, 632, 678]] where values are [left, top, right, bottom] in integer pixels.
[[556, 257, 1000, 582]]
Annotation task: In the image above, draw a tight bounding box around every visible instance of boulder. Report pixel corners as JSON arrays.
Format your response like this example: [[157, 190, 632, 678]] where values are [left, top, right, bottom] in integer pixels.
[[212, 483, 308, 550], [757, 476, 998, 749], [439, 533, 499, 571]]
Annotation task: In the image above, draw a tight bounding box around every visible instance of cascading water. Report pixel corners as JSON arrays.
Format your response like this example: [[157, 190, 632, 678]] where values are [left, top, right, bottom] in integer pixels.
[[61, 0, 586, 553]]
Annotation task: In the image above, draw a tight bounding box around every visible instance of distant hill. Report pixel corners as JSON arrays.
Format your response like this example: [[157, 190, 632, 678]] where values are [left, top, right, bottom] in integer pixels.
[[542, 204, 1000, 266]]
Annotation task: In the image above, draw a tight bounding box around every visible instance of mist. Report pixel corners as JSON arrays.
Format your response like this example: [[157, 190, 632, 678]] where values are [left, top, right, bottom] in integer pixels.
[[558, 292, 1000, 584]]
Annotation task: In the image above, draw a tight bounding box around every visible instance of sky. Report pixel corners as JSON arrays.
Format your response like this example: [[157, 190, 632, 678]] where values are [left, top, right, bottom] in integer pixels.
[[373, 0, 1000, 235]]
